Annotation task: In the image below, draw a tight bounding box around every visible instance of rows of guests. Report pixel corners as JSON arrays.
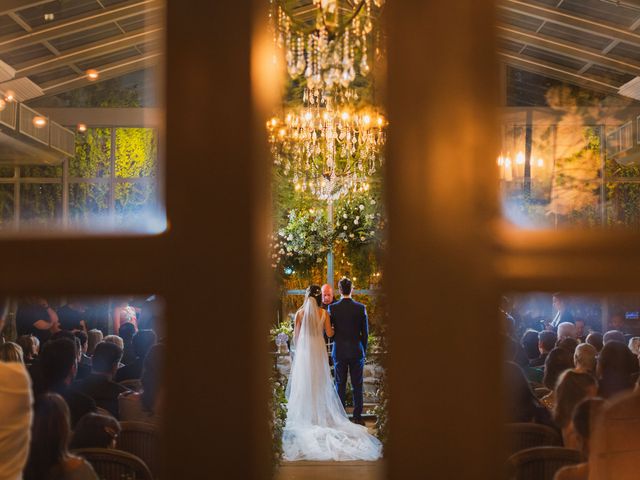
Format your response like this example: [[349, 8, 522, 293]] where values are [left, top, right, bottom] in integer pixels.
[[0, 299, 163, 480], [505, 321, 640, 479]]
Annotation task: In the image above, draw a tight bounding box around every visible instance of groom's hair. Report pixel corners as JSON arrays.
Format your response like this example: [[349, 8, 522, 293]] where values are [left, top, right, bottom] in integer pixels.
[[338, 277, 353, 295]]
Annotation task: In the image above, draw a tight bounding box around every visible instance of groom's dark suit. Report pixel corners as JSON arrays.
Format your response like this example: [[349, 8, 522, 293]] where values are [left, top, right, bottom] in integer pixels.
[[328, 297, 368, 421]]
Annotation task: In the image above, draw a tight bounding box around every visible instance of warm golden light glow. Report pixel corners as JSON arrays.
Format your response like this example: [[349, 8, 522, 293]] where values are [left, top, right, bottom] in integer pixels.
[[86, 69, 99, 81], [5, 90, 15, 102], [32, 116, 47, 128], [0, 99, 5, 112], [77, 123, 87, 133], [515, 152, 525, 165]]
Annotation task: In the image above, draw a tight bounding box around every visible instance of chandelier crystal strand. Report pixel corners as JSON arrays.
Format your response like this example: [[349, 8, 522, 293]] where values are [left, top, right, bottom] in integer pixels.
[[272, 0, 383, 91]]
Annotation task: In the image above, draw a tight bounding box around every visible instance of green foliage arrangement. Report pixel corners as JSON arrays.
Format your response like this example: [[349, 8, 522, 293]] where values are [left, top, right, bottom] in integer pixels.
[[272, 209, 333, 274], [270, 318, 294, 342], [270, 362, 288, 462]]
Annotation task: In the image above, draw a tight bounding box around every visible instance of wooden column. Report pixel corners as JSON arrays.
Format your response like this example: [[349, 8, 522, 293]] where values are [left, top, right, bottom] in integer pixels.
[[385, 1, 502, 478]]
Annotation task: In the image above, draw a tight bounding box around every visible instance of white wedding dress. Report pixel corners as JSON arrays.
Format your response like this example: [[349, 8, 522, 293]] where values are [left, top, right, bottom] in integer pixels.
[[282, 297, 382, 461]]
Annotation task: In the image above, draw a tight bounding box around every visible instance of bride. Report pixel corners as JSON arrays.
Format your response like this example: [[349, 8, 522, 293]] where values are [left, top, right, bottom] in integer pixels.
[[282, 285, 382, 461]]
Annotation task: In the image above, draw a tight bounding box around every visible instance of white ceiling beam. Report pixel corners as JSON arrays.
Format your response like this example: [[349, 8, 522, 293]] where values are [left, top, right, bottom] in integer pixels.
[[498, 50, 620, 95], [500, 0, 640, 48], [40, 52, 161, 96], [498, 24, 640, 78], [14, 26, 161, 77], [0, 0, 52, 16], [0, 0, 162, 52]]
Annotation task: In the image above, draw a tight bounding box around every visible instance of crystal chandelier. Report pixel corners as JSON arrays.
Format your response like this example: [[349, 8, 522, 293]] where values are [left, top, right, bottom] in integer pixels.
[[267, 90, 386, 200], [271, 0, 385, 91]]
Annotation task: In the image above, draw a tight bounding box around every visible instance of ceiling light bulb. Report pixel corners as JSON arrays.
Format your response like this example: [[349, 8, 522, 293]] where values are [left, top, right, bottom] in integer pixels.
[[77, 123, 87, 133], [44, 12, 55, 21], [363, 114, 371, 125], [86, 69, 99, 81], [5, 91, 15, 102]]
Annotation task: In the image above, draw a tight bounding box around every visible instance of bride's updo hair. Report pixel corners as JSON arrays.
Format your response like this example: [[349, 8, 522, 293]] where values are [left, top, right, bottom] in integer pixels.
[[306, 285, 322, 307]]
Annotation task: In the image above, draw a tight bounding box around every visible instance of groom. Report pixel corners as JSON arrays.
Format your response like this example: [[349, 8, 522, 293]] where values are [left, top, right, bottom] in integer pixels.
[[328, 277, 368, 425]]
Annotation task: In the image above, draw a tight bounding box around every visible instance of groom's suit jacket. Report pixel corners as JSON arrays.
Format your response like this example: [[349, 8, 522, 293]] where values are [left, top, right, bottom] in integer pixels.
[[328, 298, 368, 361]]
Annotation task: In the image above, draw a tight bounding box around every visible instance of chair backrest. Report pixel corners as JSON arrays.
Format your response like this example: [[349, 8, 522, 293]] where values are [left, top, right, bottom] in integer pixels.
[[506, 446, 583, 480], [117, 421, 160, 478], [505, 423, 562, 457], [533, 387, 551, 399], [120, 379, 143, 391], [73, 448, 153, 480]]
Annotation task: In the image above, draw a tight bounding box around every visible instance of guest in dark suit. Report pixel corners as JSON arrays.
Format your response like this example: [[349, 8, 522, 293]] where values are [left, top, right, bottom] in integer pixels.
[[115, 329, 157, 382], [38, 338, 96, 427], [530, 330, 557, 367], [73, 342, 129, 418], [328, 277, 368, 425]]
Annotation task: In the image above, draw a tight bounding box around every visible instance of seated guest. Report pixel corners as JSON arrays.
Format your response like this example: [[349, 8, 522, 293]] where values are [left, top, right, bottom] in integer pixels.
[[24, 393, 98, 480], [541, 348, 574, 410], [118, 322, 137, 365], [628, 337, 640, 357], [505, 335, 530, 368], [70, 413, 121, 450], [597, 341, 636, 398], [521, 329, 541, 361], [574, 319, 587, 342], [103, 335, 124, 350], [608, 312, 626, 333], [586, 332, 603, 353], [116, 329, 157, 382], [574, 343, 597, 375], [588, 388, 640, 479], [530, 330, 557, 367], [554, 398, 605, 480], [73, 342, 129, 418], [0, 341, 24, 363], [73, 337, 91, 381], [16, 335, 38, 366], [557, 322, 577, 341], [0, 297, 33, 480], [103, 335, 125, 368], [74, 331, 92, 367], [86, 329, 103, 357], [120, 344, 164, 425], [557, 337, 579, 357], [553, 370, 597, 449], [603, 329, 626, 345], [39, 338, 96, 427]]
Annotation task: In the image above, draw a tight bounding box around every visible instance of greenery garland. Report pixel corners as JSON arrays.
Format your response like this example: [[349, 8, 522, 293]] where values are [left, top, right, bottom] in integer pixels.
[[270, 360, 288, 462]]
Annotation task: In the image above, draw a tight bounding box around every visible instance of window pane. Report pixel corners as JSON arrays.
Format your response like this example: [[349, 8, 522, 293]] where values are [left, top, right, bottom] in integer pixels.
[[115, 128, 157, 178], [0, 0, 165, 235], [0, 184, 14, 227], [20, 183, 63, 227], [497, 0, 640, 230], [115, 181, 156, 224], [69, 183, 110, 226], [71, 128, 111, 178], [20, 165, 63, 178]]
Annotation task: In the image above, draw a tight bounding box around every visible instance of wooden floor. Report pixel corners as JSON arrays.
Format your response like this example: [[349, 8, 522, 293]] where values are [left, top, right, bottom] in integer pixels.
[[275, 461, 385, 480]]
